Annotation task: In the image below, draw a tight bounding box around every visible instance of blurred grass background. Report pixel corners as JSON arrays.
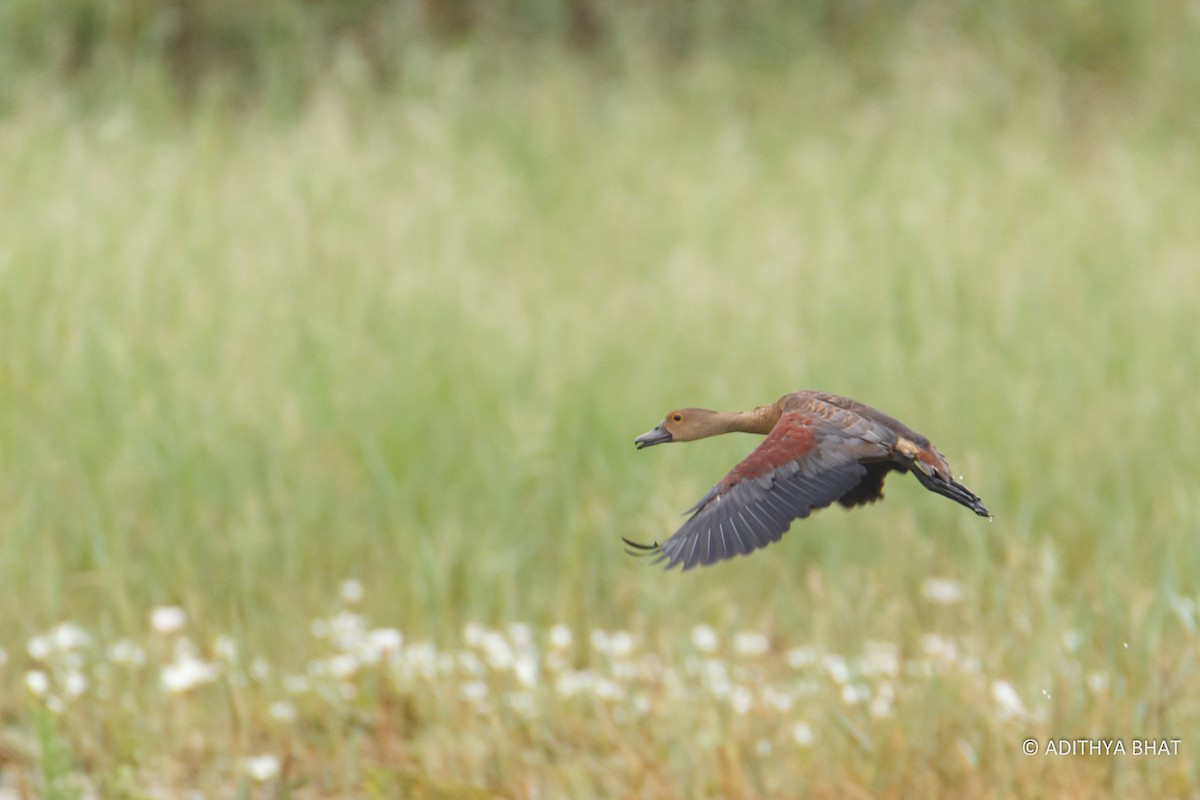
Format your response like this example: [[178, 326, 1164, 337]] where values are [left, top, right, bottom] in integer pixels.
[[2, 0, 1200, 796]]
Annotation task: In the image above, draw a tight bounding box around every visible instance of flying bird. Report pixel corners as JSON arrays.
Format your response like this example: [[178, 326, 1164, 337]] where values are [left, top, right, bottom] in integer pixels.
[[626, 391, 989, 570]]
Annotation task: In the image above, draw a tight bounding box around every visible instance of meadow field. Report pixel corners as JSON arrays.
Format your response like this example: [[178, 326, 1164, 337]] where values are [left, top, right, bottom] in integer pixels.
[[2, 6, 1200, 797]]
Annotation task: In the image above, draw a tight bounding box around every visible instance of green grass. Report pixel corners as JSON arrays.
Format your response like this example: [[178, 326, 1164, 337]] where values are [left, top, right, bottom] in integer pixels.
[[2, 31, 1200, 797]]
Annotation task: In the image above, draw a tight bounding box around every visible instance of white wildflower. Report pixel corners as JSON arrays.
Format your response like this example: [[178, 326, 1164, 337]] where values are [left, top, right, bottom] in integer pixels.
[[460, 680, 489, 702], [243, 755, 280, 782], [108, 639, 146, 666], [593, 678, 624, 701], [592, 629, 635, 657], [841, 684, 865, 704], [457, 650, 485, 677], [269, 701, 297, 722], [608, 630, 634, 658], [329, 612, 365, 649], [730, 685, 754, 714], [151, 606, 187, 635], [339, 579, 364, 604], [27, 635, 51, 661], [369, 628, 403, 653], [861, 641, 900, 677], [514, 653, 539, 688], [463, 622, 486, 647], [734, 631, 769, 657], [691, 624, 718, 653], [403, 642, 438, 679], [25, 670, 49, 696], [922, 578, 964, 605], [63, 671, 88, 697], [214, 636, 238, 662], [786, 646, 816, 668], [480, 632, 514, 670], [507, 623, 532, 647], [792, 721, 814, 747], [548, 624, 572, 650], [53, 622, 91, 650], [762, 685, 795, 712], [28, 624, 91, 660], [992, 680, 1026, 719], [920, 633, 958, 666], [161, 656, 219, 693], [555, 669, 593, 697], [822, 654, 850, 684], [326, 654, 359, 680]]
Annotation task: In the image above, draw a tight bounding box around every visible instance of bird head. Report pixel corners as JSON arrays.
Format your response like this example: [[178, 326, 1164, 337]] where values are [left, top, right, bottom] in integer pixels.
[[634, 408, 718, 448]]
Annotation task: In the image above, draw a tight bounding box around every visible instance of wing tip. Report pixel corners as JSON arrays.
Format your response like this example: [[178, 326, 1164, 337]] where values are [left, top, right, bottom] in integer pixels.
[[620, 536, 671, 566], [621, 536, 692, 571], [620, 537, 658, 559]]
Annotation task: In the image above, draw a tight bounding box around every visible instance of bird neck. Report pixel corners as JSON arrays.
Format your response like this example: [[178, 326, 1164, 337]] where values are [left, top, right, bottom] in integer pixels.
[[713, 404, 780, 436]]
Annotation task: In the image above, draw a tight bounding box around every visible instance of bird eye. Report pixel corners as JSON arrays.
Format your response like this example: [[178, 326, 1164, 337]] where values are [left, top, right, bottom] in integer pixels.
[[672, 414, 682, 422]]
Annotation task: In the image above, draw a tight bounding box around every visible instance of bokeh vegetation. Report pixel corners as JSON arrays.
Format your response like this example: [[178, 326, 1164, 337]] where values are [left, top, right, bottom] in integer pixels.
[[2, 1, 1199, 796], [4, 0, 1199, 107]]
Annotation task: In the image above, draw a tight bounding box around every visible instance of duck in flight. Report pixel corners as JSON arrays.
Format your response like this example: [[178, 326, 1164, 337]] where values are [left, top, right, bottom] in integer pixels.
[[625, 391, 989, 570]]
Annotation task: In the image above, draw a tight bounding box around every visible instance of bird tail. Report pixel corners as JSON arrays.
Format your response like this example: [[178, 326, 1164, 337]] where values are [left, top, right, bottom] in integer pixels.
[[911, 463, 990, 517]]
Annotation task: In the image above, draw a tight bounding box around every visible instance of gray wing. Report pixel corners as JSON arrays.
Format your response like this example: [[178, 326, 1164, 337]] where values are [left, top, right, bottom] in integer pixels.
[[625, 410, 890, 570]]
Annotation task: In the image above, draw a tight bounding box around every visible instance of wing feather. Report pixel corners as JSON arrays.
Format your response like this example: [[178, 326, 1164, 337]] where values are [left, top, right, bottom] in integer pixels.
[[729, 510, 753, 555]]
